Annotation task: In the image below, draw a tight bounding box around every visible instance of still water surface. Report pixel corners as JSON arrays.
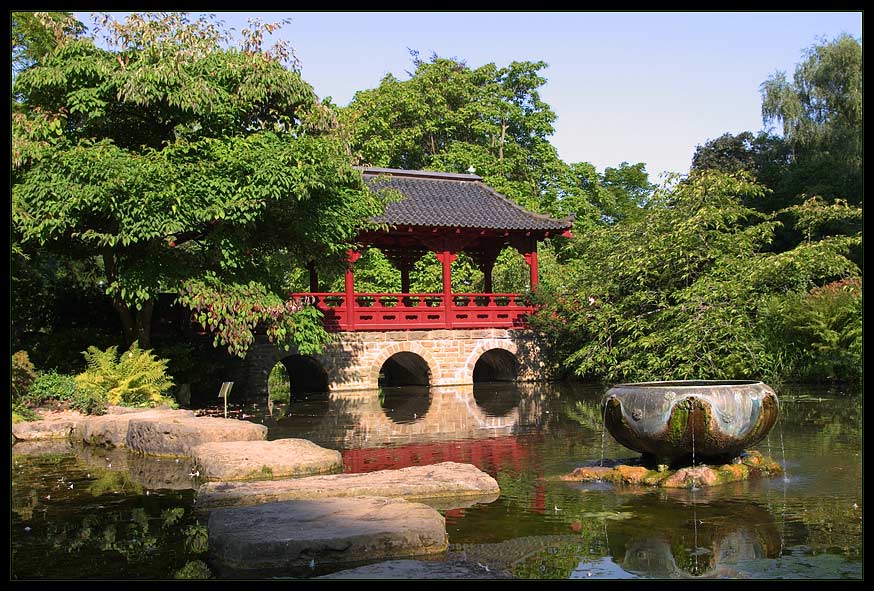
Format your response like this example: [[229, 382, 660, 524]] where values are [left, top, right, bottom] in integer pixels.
[[11, 382, 862, 579]]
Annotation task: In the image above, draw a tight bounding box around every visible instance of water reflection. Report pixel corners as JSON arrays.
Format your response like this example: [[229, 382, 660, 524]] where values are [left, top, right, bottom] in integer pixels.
[[11, 381, 862, 580], [379, 385, 432, 424], [605, 496, 781, 578], [268, 383, 548, 450]]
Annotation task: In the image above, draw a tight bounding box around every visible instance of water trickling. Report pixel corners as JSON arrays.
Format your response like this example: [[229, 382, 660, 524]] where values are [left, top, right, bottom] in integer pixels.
[[779, 422, 790, 483], [600, 400, 608, 467]]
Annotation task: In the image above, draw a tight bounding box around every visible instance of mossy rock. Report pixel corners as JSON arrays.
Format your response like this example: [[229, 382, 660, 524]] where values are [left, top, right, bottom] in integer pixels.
[[560, 451, 782, 489]]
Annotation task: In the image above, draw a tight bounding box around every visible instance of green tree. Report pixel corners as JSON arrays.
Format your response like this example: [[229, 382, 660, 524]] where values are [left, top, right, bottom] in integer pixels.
[[341, 52, 602, 220], [11, 11, 85, 76], [12, 12, 386, 357], [760, 34, 862, 204], [533, 170, 860, 382], [337, 52, 654, 292]]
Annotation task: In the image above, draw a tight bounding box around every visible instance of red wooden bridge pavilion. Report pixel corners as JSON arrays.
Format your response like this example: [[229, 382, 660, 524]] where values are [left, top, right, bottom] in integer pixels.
[[293, 168, 573, 332]]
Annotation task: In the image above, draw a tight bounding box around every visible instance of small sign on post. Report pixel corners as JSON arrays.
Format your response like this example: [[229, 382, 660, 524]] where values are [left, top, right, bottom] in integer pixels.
[[218, 382, 234, 418]]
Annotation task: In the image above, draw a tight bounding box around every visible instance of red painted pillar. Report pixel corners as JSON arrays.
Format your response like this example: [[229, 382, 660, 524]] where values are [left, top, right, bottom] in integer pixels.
[[524, 238, 539, 289], [344, 249, 361, 330], [435, 244, 457, 328]]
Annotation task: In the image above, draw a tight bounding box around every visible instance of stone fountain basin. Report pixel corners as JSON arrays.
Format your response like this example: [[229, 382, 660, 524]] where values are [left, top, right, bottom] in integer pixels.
[[602, 380, 779, 465]]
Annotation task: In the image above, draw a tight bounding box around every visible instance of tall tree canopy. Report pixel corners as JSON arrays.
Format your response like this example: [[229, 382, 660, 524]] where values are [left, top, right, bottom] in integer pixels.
[[760, 34, 862, 204], [340, 52, 652, 225], [534, 170, 861, 382], [12, 12, 386, 356], [691, 35, 862, 260]]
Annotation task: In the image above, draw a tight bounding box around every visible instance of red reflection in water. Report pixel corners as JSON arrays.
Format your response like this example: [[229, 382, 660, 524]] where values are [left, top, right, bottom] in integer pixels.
[[341, 434, 543, 475]]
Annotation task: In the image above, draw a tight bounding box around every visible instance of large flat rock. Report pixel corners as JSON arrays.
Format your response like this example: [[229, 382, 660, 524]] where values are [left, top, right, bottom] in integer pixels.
[[319, 559, 514, 579], [126, 416, 267, 457], [195, 461, 500, 510], [11, 438, 76, 456], [208, 496, 448, 576], [12, 417, 81, 441], [192, 439, 342, 481], [74, 408, 195, 448]]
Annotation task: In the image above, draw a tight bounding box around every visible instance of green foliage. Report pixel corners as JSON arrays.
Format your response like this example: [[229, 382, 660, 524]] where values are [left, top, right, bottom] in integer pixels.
[[12, 12, 385, 355], [759, 278, 862, 382], [74, 343, 176, 409], [176, 276, 332, 358], [534, 170, 860, 383], [267, 362, 291, 403], [183, 524, 209, 555], [174, 560, 212, 579], [12, 351, 38, 400], [11, 12, 85, 75], [26, 371, 77, 405], [761, 34, 862, 204], [12, 406, 41, 423], [342, 53, 616, 224]]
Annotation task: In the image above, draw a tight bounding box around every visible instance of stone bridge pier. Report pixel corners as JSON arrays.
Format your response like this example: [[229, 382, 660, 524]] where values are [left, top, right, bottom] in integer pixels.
[[240, 328, 551, 398]]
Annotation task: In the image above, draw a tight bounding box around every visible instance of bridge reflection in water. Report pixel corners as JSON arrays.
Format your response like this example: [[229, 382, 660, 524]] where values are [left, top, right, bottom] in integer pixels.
[[266, 383, 548, 475]]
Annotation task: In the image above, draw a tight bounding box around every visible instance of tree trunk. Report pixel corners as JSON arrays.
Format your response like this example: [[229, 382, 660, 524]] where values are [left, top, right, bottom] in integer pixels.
[[102, 246, 153, 348], [135, 300, 154, 349]]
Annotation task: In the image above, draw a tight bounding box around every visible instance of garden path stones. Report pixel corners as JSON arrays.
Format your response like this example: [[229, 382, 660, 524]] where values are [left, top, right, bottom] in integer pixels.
[[126, 415, 267, 457], [195, 461, 500, 510], [12, 415, 82, 441], [74, 408, 195, 447], [208, 496, 448, 576], [191, 439, 343, 481]]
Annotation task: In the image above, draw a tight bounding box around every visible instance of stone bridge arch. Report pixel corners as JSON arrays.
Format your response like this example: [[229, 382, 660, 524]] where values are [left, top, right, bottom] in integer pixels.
[[462, 341, 520, 385], [240, 329, 549, 397], [369, 341, 440, 389]]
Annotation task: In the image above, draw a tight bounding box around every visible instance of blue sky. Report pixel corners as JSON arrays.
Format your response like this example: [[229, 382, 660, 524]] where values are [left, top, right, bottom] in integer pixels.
[[75, 11, 862, 180]]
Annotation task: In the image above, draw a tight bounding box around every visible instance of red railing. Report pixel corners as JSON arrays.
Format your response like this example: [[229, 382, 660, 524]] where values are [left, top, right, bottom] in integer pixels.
[[291, 292, 534, 331]]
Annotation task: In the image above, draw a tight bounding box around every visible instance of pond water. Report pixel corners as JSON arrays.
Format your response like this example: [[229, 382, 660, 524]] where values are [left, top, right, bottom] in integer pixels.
[[11, 382, 862, 580]]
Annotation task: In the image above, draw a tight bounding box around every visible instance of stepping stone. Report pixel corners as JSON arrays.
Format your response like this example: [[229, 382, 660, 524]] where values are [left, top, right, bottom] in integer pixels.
[[74, 408, 195, 448], [12, 416, 82, 441], [191, 439, 343, 481], [196, 461, 500, 510], [12, 438, 76, 456], [208, 496, 448, 576], [126, 416, 267, 457], [318, 559, 514, 579]]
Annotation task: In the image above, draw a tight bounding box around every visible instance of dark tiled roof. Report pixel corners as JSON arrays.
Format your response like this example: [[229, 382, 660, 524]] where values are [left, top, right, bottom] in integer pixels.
[[360, 168, 573, 232]]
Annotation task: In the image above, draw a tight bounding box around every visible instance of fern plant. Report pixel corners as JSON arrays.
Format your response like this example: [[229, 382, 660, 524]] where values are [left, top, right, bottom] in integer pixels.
[[75, 343, 176, 408]]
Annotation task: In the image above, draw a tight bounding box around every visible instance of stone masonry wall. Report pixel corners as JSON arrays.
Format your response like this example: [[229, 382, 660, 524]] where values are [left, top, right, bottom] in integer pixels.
[[241, 328, 550, 398]]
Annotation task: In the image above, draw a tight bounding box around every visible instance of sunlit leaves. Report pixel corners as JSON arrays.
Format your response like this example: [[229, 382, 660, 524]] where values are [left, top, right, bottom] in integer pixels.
[[533, 170, 861, 382], [12, 12, 384, 355]]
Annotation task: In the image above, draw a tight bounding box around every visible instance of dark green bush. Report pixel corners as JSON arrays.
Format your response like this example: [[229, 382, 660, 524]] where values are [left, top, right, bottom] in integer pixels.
[[26, 371, 77, 405], [12, 350, 37, 400]]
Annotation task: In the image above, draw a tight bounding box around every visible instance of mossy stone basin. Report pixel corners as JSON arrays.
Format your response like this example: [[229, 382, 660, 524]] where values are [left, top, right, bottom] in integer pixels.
[[602, 380, 779, 466]]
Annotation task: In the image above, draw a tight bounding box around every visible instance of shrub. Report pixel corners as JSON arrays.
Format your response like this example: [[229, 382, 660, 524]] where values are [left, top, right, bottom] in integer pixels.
[[69, 387, 107, 415], [174, 560, 212, 579], [12, 351, 37, 400], [12, 403, 40, 423], [760, 278, 862, 382], [74, 343, 176, 409], [267, 363, 290, 403], [26, 371, 77, 406]]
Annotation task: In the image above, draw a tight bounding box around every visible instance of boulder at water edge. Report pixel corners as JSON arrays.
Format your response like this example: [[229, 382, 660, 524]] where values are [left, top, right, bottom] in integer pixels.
[[208, 496, 448, 576], [195, 461, 500, 510], [191, 439, 343, 481], [126, 415, 267, 457]]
